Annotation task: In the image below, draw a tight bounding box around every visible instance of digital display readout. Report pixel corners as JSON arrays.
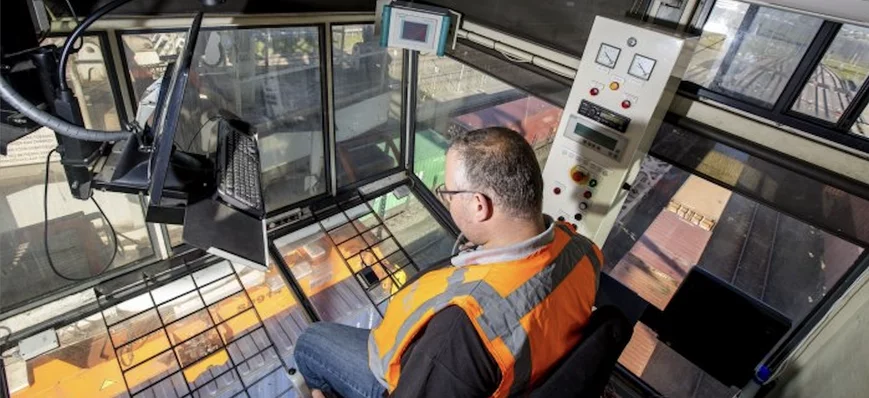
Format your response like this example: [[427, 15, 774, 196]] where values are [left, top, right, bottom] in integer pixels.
[[578, 100, 631, 133], [573, 123, 618, 150], [401, 21, 429, 43], [598, 111, 623, 125]]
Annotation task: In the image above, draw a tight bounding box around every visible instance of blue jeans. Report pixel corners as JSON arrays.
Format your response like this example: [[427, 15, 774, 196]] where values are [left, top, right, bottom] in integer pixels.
[[294, 322, 387, 398]]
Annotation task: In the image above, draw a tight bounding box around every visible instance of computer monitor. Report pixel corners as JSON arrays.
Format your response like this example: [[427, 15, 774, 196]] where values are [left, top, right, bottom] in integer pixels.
[[146, 12, 204, 223]]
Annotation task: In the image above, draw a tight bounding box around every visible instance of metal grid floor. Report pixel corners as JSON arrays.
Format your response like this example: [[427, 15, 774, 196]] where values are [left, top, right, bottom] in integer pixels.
[[98, 261, 305, 398], [312, 195, 422, 316]]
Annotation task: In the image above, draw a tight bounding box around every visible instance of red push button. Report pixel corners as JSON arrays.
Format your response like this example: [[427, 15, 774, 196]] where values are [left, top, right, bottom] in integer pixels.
[[590, 87, 600, 96], [569, 166, 590, 185], [583, 191, 593, 199], [572, 171, 585, 182], [553, 187, 562, 195], [621, 100, 632, 109]]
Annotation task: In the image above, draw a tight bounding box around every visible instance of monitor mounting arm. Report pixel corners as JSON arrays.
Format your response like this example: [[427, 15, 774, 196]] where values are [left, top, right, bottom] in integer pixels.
[[0, 0, 227, 200]]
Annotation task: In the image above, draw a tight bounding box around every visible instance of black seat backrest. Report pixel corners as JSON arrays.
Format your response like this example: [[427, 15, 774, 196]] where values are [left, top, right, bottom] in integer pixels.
[[529, 306, 634, 398]]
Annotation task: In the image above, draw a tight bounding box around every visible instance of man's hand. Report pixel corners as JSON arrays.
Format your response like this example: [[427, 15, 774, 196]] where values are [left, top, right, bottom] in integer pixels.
[[312, 389, 327, 398]]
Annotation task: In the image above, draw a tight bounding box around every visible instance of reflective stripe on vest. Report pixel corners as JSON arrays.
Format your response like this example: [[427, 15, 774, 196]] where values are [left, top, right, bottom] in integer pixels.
[[369, 223, 601, 396]]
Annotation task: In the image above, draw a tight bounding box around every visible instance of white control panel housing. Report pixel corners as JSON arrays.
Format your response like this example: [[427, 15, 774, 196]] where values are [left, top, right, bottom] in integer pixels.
[[542, 16, 696, 247]]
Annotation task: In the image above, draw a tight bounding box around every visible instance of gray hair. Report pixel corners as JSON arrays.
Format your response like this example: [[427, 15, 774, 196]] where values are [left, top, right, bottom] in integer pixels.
[[448, 127, 543, 219]]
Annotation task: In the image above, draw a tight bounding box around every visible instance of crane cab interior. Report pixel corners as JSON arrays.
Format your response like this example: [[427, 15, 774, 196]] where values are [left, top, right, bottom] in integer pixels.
[[1, 1, 868, 397]]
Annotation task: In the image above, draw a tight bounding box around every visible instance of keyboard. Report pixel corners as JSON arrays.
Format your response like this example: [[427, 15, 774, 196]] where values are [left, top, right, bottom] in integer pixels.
[[217, 119, 264, 216]]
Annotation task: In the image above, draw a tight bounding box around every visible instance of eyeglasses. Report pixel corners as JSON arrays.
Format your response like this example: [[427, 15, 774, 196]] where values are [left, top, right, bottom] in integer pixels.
[[434, 184, 486, 205]]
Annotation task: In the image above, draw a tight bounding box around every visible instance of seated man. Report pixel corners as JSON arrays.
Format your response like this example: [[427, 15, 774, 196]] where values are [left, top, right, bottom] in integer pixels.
[[294, 127, 602, 398]]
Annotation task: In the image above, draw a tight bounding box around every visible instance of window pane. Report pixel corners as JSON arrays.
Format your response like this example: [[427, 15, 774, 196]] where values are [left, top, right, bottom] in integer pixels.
[[332, 24, 403, 187], [414, 54, 562, 192], [651, 123, 869, 247], [684, 0, 823, 106], [367, 186, 455, 271], [168, 223, 184, 247], [6, 314, 128, 397], [652, 1, 686, 25], [272, 224, 381, 328], [603, 151, 865, 395], [604, 156, 864, 317], [122, 32, 187, 103], [9, 257, 306, 397], [792, 24, 869, 124], [233, 261, 314, 370], [0, 37, 153, 312], [44, 36, 121, 130], [1, 138, 153, 312], [122, 27, 327, 212]]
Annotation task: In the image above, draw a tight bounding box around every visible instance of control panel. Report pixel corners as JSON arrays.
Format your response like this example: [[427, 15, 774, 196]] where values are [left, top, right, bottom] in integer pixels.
[[542, 17, 696, 246]]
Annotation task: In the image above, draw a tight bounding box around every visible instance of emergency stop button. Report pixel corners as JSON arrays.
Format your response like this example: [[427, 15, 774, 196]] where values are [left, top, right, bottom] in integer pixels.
[[569, 166, 590, 185]]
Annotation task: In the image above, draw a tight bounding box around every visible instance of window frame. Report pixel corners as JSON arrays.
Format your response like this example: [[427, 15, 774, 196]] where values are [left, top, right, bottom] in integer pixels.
[[116, 24, 337, 218], [678, 1, 869, 154]]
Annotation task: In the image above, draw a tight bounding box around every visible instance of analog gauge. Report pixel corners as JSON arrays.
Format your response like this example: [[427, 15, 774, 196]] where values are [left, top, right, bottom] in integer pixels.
[[595, 43, 621, 69], [628, 54, 657, 81]]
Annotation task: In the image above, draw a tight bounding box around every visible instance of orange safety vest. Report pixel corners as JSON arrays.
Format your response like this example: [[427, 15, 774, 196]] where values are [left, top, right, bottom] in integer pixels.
[[368, 223, 601, 397]]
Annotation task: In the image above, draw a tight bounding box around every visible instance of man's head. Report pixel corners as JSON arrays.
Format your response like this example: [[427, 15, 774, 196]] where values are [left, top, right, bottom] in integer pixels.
[[441, 127, 544, 247]]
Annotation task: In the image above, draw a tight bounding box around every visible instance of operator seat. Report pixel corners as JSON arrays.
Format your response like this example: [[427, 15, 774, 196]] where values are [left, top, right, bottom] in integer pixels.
[[529, 305, 633, 398]]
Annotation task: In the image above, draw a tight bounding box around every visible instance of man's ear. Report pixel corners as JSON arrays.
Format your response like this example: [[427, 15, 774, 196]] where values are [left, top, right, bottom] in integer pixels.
[[472, 193, 493, 222]]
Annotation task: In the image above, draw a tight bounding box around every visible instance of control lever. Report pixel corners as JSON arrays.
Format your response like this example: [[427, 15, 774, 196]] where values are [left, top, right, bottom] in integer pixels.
[[288, 368, 313, 398]]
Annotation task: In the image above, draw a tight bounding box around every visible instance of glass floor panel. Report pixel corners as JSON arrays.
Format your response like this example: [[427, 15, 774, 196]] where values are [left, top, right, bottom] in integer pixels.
[[10, 259, 310, 398], [313, 196, 422, 311], [272, 189, 436, 328]]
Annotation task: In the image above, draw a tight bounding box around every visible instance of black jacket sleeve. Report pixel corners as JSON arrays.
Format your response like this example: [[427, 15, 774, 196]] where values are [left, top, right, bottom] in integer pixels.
[[390, 306, 501, 398]]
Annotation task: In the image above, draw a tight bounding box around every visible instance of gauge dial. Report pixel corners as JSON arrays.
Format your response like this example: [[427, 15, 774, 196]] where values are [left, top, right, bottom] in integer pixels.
[[628, 54, 657, 81], [595, 43, 621, 69]]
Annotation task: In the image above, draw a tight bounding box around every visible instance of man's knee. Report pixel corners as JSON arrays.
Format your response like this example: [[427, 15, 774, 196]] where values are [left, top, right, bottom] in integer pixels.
[[295, 323, 345, 391], [296, 322, 333, 353], [294, 323, 338, 372]]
